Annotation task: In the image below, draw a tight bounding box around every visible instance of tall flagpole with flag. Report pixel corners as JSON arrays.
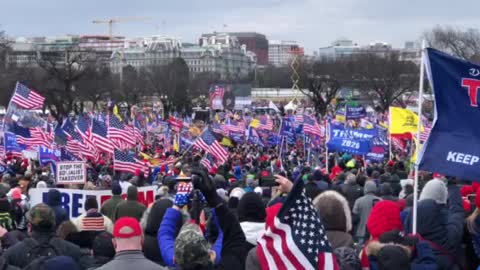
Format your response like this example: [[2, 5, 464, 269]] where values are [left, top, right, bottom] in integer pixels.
[[413, 40, 426, 235]]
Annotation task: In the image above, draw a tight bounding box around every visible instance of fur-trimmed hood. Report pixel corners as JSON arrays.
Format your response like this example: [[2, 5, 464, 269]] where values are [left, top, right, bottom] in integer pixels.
[[313, 190, 352, 232]]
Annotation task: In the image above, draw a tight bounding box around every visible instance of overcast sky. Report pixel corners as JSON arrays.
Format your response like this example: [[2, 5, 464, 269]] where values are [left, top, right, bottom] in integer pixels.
[[2, 0, 480, 53]]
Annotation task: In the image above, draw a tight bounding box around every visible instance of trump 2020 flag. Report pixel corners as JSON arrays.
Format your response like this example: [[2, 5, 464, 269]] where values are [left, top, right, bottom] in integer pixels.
[[257, 179, 339, 270], [418, 48, 480, 179]]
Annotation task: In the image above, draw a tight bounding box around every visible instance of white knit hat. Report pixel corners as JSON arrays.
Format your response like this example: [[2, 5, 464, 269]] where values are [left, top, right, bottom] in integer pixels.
[[419, 178, 448, 204]]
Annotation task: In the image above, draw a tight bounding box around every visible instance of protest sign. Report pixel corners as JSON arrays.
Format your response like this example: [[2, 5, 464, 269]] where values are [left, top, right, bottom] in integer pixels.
[[22, 150, 38, 160], [29, 186, 156, 219], [56, 161, 86, 185]]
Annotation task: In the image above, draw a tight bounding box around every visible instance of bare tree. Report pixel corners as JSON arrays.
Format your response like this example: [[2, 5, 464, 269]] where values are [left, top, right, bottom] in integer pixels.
[[76, 66, 118, 110], [36, 49, 94, 116], [298, 58, 353, 115], [424, 25, 480, 62], [349, 52, 419, 112]]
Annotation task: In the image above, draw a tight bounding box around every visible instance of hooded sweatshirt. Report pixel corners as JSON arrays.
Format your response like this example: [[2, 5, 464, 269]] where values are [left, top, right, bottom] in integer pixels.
[[113, 186, 146, 221]]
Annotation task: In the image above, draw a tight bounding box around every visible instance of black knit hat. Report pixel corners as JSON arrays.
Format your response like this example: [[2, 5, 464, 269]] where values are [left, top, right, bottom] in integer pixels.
[[377, 245, 410, 270], [237, 192, 266, 223], [85, 196, 98, 211], [111, 181, 122, 195], [92, 232, 115, 258]]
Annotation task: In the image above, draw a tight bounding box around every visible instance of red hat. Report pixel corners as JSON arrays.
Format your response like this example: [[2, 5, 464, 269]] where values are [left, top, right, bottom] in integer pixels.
[[432, 172, 444, 179], [11, 188, 22, 200], [135, 169, 141, 176], [209, 167, 218, 175], [113, 217, 142, 238], [461, 185, 474, 197], [387, 160, 395, 167], [463, 199, 472, 212], [473, 182, 480, 192], [367, 201, 403, 239]]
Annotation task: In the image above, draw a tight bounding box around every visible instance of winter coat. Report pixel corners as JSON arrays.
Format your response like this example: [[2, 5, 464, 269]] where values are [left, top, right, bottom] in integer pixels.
[[72, 211, 113, 233], [95, 250, 166, 270], [245, 247, 260, 270], [341, 182, 363, 210], [0, 257, 20, 270], [86, 256, 112, 270], [113, 188, 146, 222], [100, 195, 123, 222], [159, 203, 248, 270], [362, 240, 438, 270], [240, 221, 264, 250], [404, 185, 464, 269], [158, 208, 223, 268], [46, 189, 68, 229], [353, 194, 382, 238], [2, 231, 90, 269]]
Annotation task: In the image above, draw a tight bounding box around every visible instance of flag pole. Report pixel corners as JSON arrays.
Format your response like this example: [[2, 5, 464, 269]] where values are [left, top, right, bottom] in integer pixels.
[[413, 40, 426, 235], [325, 119, 329, 173], [388, 107, 392, 160]]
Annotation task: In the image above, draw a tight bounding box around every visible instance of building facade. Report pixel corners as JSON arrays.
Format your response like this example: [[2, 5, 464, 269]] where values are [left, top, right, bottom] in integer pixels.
[[201, 32, 268, 66], [268, 40, 303, 66]]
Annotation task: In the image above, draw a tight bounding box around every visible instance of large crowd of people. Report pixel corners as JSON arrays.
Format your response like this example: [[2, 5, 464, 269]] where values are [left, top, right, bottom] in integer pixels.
[[0, 141, 478, 270]]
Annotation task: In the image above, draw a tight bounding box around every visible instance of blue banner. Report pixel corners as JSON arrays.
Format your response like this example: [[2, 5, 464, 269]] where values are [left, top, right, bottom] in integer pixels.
[[280, 117, 296, 145], [4, 132, 23, 153], [366, 145, 387, 162], [345, 104, 366, 119], [39, 146, 60, 166], [61, 148, 78, 161], [419, 48, 480, 179], [327, 124, 375, 154]]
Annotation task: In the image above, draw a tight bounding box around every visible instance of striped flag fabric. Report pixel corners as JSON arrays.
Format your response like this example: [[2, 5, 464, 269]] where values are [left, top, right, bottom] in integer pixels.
[[209, 85, 225, 108], [420, 121, 432, 142], [200, 153, 216, 171], [91, 119, 114, 154], [11, 123, 50, 148], [109, 115, 135, 148], [81, 216, 106, 231], [223, 120, 245, 134], [303, 115, 325, 137], [113, 149, 148, 176], [62, 119, 98, 159], [258, 116, 274, 131], [10, 82, 45, 110], [194, 130, 228, 164], [168, 116, 183, 133], [257, 180, 339, 270]]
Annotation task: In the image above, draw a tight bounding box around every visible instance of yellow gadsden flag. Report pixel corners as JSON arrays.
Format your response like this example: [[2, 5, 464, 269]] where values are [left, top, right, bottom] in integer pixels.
[[389, 107, 423, 135]]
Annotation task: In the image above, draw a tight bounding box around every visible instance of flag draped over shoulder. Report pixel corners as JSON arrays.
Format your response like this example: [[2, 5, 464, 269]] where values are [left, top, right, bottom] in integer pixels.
[[419, 48, 480, 179], [389, 107, 423, 136], [257, 179, 339, 270]]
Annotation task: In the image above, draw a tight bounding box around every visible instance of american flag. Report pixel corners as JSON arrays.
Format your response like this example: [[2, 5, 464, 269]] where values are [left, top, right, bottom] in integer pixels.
[[76, 116, 97, 151], [257, 180, 339, 270], [128, 120, 145, 148], [194, 130, 228, 164], [0, 135, 4, 159], [114, 149, 148, 176], [62, 119, 98, 159], [295, 114, 304, 123], [11, 123, 50, 148], [258, 116, 274, 131], [223, 119, 245, 134], [91, 119, 114, 154], [303, 115, 325, 137], [391, 136, 406, 152], [109, 115, 135, 149], [212, 123, 225, 135], [420, 122, 432, 142], [200, 153, 216, 171], [81, 216, 106, 231], [168, 116, 183, 133], [10, 82, 45, 110], [209, 85, 225, 107]]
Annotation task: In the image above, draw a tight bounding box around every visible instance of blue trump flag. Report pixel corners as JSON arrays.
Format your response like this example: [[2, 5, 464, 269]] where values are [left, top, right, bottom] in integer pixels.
[[419, 48, 480, 179], [327, 123, 376, 155], [38, 146, 60, 166]]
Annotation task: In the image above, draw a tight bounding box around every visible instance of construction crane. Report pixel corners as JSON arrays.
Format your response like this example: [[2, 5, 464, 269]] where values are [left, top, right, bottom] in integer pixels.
[[92, 17, 150, 40]]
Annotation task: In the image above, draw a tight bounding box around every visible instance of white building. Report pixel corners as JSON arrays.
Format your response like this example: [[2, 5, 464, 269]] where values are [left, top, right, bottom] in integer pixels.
[[110, 34, 255, 79], [317, 38, 360, 60], [268, 40, 303, 66]]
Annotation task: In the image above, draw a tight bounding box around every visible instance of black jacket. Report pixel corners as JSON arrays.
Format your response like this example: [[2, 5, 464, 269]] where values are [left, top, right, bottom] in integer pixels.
[[46, 189, 68, 229], [341, 183, 363, 210], [2, 232, 90, 269]]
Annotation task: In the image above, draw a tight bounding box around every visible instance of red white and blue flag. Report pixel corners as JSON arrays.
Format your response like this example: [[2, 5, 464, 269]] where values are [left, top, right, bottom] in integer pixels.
[[10, 82, 45, 110], [257, 179, 339, 270], [109, 115, 135, 149], [194, 130, 228, 164], [303, 115, 325, 137], [91, 119, 114, 154], [113, 149, 148, 176]]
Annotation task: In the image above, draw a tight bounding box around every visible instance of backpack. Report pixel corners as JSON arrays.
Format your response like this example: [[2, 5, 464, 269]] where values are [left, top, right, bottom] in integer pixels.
[[22, 238, 61, 268], [0, 212, 13, 232]]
